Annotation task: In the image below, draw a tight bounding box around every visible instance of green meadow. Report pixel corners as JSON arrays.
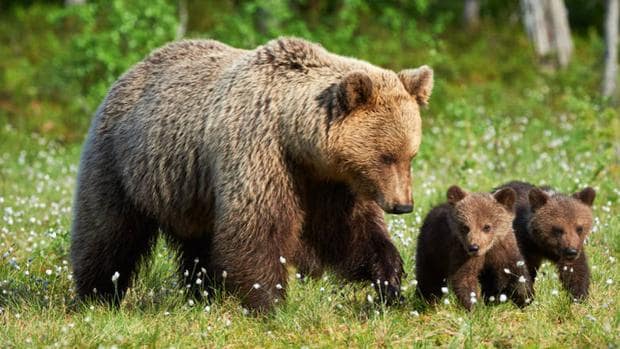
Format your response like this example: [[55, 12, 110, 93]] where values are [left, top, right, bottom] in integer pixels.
[[1, 1, 618, 347]]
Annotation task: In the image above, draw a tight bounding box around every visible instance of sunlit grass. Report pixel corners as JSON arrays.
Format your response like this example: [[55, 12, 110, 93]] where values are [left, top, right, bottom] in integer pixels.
[[1, 87, 618, 346]]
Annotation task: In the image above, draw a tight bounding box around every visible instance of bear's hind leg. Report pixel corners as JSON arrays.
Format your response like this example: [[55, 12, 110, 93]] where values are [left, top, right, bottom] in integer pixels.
[[71, 149, 158, 305]]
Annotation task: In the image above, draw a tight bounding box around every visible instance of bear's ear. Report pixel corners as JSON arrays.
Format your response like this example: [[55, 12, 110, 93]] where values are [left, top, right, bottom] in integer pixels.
[[528, 188, 549, 212], [398, 65, 433, 106], [447, 185, 467, 205], [339, 71, 375, 112], [572, 187, 596, 207], [494, 188, 516, 212]]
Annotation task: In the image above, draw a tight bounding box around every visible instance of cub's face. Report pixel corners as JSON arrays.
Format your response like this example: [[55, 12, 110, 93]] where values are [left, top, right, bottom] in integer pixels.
[[447, 186, 516, 257], [528, 187, 595, 261], [326, 66, 432, 214]]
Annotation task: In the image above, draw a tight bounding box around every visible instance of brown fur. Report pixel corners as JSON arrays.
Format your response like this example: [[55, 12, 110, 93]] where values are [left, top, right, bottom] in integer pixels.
[[496, 181, 595, 300], [70, 37, 433, 311], [416, 186, 532, 310]]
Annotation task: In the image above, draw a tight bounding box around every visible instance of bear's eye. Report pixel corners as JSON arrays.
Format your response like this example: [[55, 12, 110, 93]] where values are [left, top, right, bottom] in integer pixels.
[[552, 227, 564, 236], [380, 154, 397, 165], [576, 226, 584, 234], [461, 225, 470, 234], [482, 224, 492, 233]]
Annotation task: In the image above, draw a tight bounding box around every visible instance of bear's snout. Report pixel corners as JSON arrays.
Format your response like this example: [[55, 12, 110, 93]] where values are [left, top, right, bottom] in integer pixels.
[[387, 203, 413, 214], [562, 247, 579, 260]]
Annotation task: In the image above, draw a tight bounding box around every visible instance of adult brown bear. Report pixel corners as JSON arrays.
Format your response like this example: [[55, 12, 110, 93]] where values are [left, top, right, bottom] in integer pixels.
[[71, 37, 433, 311]]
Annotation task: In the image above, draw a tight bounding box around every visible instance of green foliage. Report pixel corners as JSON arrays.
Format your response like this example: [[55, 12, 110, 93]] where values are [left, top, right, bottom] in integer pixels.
[[0, 0, 177, 140], [48, 0, 178, 117], [0, 1, 618, 347]]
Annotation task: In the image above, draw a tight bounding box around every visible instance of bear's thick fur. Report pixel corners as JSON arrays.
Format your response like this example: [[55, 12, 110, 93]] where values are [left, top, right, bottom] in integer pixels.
[[496, 181, 595, 300], [416, 186, 532, 310], [71, 37, 433, 311]]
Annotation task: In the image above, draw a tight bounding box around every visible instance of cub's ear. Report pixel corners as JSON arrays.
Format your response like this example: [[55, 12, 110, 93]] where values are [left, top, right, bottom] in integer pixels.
[[573, 187, 596, 207], [494, 188, 516, 212], [447, 185, 467, 205], [398, 65, 433, 106], [340, 71, 375, 112], [528, 188, 549, 212]]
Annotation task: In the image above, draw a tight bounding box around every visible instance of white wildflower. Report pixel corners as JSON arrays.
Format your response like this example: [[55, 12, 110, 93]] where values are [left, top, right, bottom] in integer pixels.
[[441, 287, 448, 294], [499, 294, 507, 303], [518, 275, 526, 283], [252, 283, 261, 289], [279, 256, 286, 264], [516, 260, 525, 267], [503, 268, 511, 274], [111, 271, 120, 283], [367, 294, 374, 303]]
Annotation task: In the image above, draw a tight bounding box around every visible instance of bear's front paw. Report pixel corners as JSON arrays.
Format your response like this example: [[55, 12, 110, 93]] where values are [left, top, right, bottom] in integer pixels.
[[370, 245, 405, 305]]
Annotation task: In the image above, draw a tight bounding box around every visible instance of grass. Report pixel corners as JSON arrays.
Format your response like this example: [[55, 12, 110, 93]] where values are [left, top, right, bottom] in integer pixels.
[[1, 26, 619, 348]]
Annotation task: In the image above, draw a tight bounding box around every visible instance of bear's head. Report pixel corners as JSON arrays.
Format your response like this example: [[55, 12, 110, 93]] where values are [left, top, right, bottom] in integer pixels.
[[527, 187, 595, 262], [324, 66, 433, 214], [446, 186, 516, 257]]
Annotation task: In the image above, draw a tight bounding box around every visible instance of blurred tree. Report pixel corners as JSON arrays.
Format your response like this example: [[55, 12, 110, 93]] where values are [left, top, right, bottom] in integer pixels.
[[602, 0, 618, 99], [65, 0, 85, 5], [176, 0, 188, 39], [463, 0, 480, 29], [520, 0, 573, 68]]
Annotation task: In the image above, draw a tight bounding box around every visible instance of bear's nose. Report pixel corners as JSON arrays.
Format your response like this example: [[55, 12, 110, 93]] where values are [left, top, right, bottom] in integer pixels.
[[390, 204, 413, 214], [468, 244, 479, 253], [563, 247, 578, 258]]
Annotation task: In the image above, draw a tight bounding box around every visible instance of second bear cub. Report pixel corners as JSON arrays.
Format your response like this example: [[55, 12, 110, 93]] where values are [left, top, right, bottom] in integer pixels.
[[496, 181, 596, 300], [416, 186, 532, 310]]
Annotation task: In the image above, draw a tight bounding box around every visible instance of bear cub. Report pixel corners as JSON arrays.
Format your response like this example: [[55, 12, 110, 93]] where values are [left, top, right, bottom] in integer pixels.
[[416, 185, 532, 310], [496, 181, 596, 300]]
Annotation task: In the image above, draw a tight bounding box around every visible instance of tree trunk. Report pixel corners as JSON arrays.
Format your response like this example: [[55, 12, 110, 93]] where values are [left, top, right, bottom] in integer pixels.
[[463, 0, 480, 30], [520, 0, 573, 68], [603, 0, 619, 98], [546, 0, 573, 67], [176, 0, 188, 40], [65, 0, 85, 5]]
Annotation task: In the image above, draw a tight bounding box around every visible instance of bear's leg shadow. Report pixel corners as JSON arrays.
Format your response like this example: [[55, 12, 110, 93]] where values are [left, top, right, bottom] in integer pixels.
[[483, 241, 533, 307], [415, 253, 446, 304], [299, 183, 404, 304], [166, 234, 214, 300], [71, 143, 158, 304]]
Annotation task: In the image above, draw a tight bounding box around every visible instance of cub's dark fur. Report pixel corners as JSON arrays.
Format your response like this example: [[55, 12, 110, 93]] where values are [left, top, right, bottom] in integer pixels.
[[496, 181, 595, 300], [416, 185, 532, 310]]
